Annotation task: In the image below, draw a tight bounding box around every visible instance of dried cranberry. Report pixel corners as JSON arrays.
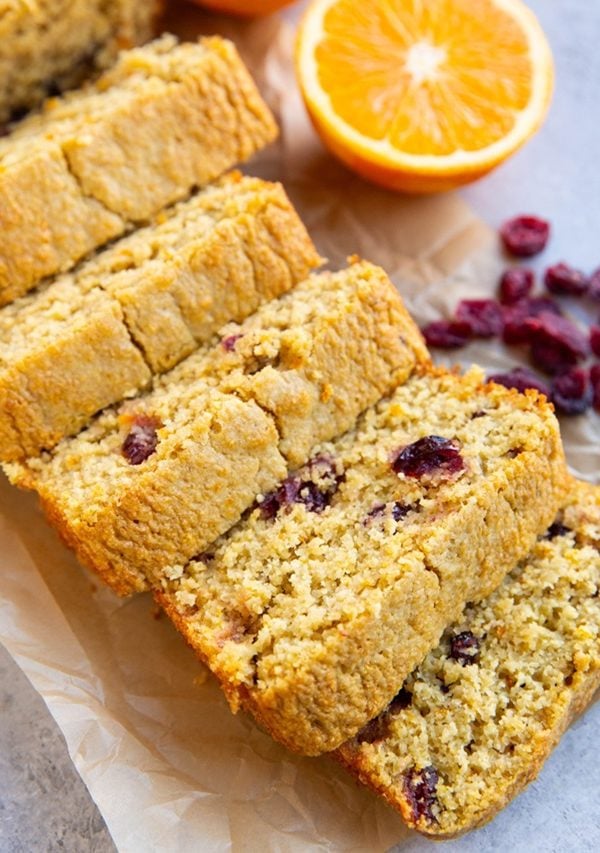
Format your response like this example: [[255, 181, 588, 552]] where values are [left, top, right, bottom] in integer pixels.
[[221, 333, 243, 352], [545, 522, 572, 539], [500, 215, 550, 258], [525, 296, 563, 317], [488, 367, 551, 398], [501, 298, 562, 346], [403, 766, 439, 824], [526, 313, 589, 366], [121, 415, 161, 465], [449, 631, 480, 666], [259, 455, 343, 519], [391, 436, 464, 480], [590, 326, 600, 358], [530, 340, 578, 376], [422, 320, 472, 349], [591, 364, 600, 412], [551, 367, 592, 415], [455, 299, 504, 338], [589, 270, 600, 301], [499, 268, 535, 305], [544, 263, 589, 297], [501, 304, 531, 345]]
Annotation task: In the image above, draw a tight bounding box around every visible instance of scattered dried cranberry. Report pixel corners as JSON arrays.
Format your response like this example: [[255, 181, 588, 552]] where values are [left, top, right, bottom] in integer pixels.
[[526, 312, 589, 368], [500, 215, 550, 258], [526, 296, 564, 317], [221, 333, 243, 352], [591, 364, 600, 412], [589, 270, 600, 301], [449, 631, 480, 666], [488, 367, 551, 398], [501, 298, 562, 346], [259, 455, 343, 519], [392, 436, 464, 481], [551, 367, 592, 415], [121, 415, 161, 465], [590, 326, 600, 358], [422, 319, 472, 349], [499, 268, 535, 305], [455, 299, 504, 338], [545, 521, 572, 539], [544, 263, 589, 297], [403, 766, 439, 824], [530, 340, 578, 376]]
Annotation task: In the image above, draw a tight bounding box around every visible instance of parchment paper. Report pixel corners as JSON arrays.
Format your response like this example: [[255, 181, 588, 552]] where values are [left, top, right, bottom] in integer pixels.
[[1, 5, 598, 852]]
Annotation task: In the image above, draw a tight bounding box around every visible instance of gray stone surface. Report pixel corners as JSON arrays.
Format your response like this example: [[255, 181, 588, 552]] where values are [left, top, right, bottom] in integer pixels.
[[1, 0, 599, 851], [0, 644, 115, 853]]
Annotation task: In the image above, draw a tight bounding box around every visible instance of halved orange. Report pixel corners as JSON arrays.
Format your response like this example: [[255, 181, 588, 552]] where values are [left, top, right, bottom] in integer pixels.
[[296, 0, 554, 193], [189, 0, 296, 17]]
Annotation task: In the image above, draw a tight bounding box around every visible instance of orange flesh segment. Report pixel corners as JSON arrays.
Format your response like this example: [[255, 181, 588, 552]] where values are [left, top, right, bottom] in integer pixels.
[[316, 0, 534, 155]]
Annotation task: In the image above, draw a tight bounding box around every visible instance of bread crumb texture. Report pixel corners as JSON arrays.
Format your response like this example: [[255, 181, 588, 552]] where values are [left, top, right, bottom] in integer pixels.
[[0, 0, 161, 123], [0, 34, 277, 303], [158, 367, 568, 755], [5, 261, 426, 597], [336, 480, 600, 838], [0, 173, 320, 460]]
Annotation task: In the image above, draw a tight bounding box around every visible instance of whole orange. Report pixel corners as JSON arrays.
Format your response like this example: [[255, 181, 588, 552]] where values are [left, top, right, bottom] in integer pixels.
[[188, 0, 296, 17]]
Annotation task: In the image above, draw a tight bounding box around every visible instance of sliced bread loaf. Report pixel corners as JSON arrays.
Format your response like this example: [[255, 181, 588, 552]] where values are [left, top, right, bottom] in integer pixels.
[[0, 34, 277, 304], [336, 480, 600, 838], [0, 0, 161, 123], [0, 173, 320, 460], [156, 367, 568, 755], [6, 261, 427, 595]]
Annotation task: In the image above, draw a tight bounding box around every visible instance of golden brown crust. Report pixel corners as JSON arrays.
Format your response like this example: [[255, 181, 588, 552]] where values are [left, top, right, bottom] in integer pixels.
[[336, 481, 600, 837], [159, 368, 568, 755], [0, 175, 320, 461], [6, 262, 426, 597], [0, 35, 277, 304]]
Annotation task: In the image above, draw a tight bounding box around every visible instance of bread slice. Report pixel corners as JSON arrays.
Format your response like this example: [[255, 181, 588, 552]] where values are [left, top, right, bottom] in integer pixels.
[[5, 261, 427, 596], [336, 480, 599, 838], [0, 0, 162, 123], [0, 34, 277, 304], [0, 173, 320, 461], [156, 367, 568, 755]]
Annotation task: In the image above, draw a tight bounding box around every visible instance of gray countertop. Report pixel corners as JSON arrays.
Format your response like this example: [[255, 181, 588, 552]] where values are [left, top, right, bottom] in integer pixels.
[[1, 0, 599, 850]]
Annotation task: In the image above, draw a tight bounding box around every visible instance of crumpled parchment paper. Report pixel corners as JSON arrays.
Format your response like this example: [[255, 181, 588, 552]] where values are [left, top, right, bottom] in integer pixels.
[[0, 5, 598, 852]]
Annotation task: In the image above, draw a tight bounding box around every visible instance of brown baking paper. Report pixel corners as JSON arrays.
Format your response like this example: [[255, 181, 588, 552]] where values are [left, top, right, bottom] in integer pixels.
[[1, 5, 598, 852]]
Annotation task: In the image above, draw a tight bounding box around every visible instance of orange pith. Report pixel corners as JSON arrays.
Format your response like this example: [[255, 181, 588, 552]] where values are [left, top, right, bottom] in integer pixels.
[[296, 0, 554, 192]]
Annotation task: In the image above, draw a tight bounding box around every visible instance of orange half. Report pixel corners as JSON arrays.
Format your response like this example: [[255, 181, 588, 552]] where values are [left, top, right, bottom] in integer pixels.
[[296, 0, 554, 192]]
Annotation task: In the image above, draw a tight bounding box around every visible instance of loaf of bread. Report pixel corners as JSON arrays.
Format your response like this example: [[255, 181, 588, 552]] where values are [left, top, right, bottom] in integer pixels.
[[6, 261, 427, 596], [156, 367, 568, 755], [0, 34, 277, 305], [0, 1, 162, 124], [0, 172, 320, 461], [336, 480, 599, 838]]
